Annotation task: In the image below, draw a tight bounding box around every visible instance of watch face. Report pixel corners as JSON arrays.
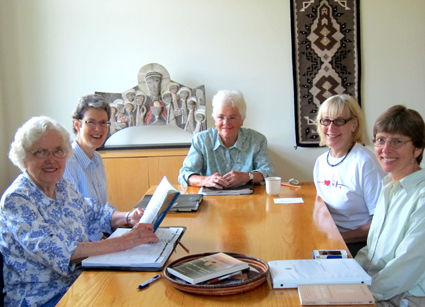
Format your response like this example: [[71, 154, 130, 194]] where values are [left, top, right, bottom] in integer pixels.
[[249, 172, 254, 180]]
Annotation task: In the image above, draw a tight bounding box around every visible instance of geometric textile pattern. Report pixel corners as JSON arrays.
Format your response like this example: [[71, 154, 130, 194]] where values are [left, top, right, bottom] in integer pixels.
[[290, 0, 361, 146]]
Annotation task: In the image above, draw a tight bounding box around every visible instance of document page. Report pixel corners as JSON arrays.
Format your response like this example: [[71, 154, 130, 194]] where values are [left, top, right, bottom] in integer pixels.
[[139, 176, 179, 230], [82, 227, 184, 268]]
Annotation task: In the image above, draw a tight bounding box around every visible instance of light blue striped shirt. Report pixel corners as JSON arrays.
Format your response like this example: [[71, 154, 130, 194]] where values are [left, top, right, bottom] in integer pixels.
[[63, 141, 109, 241], [178, 127, 275, 185], [356, 169, 425, 301]]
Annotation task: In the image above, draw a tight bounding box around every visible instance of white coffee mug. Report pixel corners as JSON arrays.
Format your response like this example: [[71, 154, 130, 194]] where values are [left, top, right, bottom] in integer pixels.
[[265, 177, 281, 195]]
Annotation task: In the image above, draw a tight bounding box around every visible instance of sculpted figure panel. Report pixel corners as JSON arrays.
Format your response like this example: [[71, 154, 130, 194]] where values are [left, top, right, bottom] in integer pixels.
[[96, 63, 206, 137]]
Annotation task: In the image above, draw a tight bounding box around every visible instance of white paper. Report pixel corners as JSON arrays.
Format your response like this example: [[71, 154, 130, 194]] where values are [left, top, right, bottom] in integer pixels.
[[274, 198, 304, 204], [82, 227, 183, 268], [139, 176, 179, 229]]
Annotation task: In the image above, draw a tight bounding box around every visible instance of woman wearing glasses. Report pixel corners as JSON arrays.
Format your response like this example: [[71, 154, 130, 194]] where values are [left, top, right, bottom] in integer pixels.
[[178, 90, 275, 188], [64, 94, 142, 241], [355, 105, 425, 305], [313, 94, 385, 256], [0, 116, 158, 307]]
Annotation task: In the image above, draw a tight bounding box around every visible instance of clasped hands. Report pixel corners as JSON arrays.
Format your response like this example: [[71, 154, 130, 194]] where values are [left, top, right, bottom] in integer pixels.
[[204, 171, 249, 189]]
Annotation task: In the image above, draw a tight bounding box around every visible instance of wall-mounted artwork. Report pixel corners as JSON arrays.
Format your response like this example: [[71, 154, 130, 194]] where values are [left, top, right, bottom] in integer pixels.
[[96, 63, 206, 137], [290, 0, 361, 147]]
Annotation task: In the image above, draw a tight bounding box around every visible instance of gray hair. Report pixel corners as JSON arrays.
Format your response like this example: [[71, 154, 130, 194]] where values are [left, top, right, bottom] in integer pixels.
[[72, 94, 111, 133], [9, 116, 73, 171], [212, 90, 247, 120]]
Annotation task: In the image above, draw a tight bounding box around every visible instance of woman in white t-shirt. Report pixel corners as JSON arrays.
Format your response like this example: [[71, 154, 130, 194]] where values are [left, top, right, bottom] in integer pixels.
[[313, 94, 385, 256]]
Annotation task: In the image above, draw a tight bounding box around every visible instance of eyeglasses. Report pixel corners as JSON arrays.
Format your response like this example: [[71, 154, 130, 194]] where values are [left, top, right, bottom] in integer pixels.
[[80, 120, 111, 128], [373, 138, 413, 149], [320, 118, 353, 126], [215, 116, 240, 122], [29, 147, 68, 159]]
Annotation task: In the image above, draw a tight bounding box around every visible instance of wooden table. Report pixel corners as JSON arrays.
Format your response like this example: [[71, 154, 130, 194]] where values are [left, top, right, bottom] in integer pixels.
[[58, 183, 374, 307]]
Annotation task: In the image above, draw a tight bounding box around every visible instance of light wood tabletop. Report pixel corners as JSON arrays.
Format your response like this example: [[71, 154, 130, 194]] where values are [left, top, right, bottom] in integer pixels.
[[57, 183, 375, 307]]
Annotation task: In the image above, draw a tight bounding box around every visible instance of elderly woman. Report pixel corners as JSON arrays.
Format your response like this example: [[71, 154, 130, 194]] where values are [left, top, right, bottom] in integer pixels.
[[178, 90, 275, 188], [0, 116, 158, 307], [313, 95, 385, 256], [355, 106, 425, 306], [64, 94, 128, 241]]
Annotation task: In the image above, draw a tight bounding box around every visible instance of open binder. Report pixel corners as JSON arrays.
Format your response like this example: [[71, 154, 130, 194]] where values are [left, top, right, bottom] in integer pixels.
[[82, 226, 186, 271]]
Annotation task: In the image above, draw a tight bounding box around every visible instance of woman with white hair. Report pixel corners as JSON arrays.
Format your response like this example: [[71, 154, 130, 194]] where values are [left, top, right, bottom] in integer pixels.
[[178, 90, 275, 188], [0, 116, 158, 307]]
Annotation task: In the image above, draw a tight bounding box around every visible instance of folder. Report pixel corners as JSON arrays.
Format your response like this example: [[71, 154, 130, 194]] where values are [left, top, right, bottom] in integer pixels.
[[268, 259, 372, 289], [199, 182, 254, 196], [81, 226, 186, 271], [136, 194, 203, 212]]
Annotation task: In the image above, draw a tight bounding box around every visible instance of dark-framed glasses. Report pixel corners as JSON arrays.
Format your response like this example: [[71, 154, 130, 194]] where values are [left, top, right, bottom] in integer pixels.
[[320, 118, 353, 126], [81, 120, 111, 128], [373, 138, 413, 149], [29, 147, 68, 159], [216, 115, 240, 122]]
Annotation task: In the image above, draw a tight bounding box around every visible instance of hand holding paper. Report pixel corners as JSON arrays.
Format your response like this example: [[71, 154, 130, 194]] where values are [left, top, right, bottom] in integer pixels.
[[139, 176, 180, 231]]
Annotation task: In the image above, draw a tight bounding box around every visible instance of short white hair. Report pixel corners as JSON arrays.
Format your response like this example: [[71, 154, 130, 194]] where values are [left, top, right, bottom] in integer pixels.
[[212, 90, 247, 120], [9, 116, 73, 171]]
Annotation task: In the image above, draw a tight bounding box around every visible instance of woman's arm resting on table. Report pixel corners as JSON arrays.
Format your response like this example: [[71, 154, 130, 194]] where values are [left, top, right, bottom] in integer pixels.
[[187, 172, 230, 188], [70, 223, 158, 263]]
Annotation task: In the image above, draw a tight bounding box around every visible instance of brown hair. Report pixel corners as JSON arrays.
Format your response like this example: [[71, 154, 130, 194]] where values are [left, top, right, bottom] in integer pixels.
[[373, 105, 425, 164], [72, 94, 111, 134]]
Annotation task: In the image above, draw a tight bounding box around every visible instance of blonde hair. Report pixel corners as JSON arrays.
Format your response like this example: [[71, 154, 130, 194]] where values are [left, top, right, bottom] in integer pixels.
[[316, 94, 364, 146]]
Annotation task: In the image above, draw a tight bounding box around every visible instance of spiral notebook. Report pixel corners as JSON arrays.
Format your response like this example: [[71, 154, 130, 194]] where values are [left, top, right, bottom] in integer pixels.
[[81, 226, 186, 271]]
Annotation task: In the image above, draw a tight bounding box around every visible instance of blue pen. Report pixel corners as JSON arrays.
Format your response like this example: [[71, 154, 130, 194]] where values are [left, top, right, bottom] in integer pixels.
[[137, 274, 161, 290]]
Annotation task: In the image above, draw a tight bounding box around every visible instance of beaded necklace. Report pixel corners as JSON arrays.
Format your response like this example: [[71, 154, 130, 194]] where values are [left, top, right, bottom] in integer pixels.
[[326, 142, 355, 167]]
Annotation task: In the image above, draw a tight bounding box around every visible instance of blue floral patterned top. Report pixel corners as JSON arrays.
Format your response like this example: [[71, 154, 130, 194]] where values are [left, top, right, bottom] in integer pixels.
[[0, 172, 115, 307]]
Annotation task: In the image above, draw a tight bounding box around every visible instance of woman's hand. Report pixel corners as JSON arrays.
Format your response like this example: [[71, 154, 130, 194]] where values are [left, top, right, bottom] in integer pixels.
[[127, 208, 144, 226], [70, 223, 158, 263], [223, 171, 250, 187], [125, 223, 159, 246], [203, 172, 230, 189]]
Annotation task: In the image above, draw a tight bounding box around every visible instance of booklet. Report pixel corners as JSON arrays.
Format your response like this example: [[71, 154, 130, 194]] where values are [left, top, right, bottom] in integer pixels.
[[167, 252, 249, 285], [199, 182, 254, 196], [136, 194, 203, 212], [268, 259, 372, 289], [139, 176, 180, 231], [81, 227, 186, 271], [298, 284, 375, 305]]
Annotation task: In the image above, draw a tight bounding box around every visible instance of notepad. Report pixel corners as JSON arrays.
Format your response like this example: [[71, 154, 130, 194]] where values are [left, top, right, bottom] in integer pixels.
[[268, 259, 371, 289], [199, 182, 254, 196], [136, 194, 203, 212], [81, 226, 185, 271]]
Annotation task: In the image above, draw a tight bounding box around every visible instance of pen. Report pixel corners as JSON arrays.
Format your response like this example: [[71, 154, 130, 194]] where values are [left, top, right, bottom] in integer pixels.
[[137, 274, 161, 290], [178, 241, 190, 254], [205, 270, 244, 284]]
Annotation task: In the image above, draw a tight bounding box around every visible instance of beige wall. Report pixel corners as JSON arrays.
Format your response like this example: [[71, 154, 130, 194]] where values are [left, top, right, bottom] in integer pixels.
[[0, 0, 424, 193]]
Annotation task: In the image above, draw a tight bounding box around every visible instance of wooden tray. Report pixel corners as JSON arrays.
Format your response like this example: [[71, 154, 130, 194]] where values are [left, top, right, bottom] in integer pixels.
[[163, 252, 269, 296]]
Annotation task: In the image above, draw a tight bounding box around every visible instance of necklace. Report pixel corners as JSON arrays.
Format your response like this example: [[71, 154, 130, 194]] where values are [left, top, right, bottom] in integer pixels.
[[326, 143, 355, 167]]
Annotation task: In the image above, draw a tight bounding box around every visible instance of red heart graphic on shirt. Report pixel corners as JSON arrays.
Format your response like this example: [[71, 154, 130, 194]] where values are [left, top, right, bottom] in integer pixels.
[[324, 180, 331, 186]]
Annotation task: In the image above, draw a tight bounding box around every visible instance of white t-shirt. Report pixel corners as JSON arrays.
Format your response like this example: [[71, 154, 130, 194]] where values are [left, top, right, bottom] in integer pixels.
[[313, 143, 386, 232]]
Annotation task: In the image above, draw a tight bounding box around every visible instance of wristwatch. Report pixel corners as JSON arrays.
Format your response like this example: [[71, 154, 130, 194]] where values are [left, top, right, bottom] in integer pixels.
[[248, 172, 254, 182]]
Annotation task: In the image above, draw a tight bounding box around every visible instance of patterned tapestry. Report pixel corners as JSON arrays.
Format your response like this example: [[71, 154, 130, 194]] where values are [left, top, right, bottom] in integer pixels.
[[290, 0, 361, 147]]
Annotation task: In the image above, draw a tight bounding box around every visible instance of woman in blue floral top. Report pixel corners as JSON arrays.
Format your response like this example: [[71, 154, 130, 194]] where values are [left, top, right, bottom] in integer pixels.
[[0, 116, 158, 307]]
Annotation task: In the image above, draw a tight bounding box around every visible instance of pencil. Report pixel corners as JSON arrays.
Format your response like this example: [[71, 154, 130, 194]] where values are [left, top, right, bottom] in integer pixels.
[[281, 183, 302, 189], [178, 241, 190, 253]]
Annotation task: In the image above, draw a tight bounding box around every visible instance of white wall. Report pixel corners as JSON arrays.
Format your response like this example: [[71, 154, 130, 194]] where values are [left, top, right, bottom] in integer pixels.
[[0, 0, 424, 194]]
